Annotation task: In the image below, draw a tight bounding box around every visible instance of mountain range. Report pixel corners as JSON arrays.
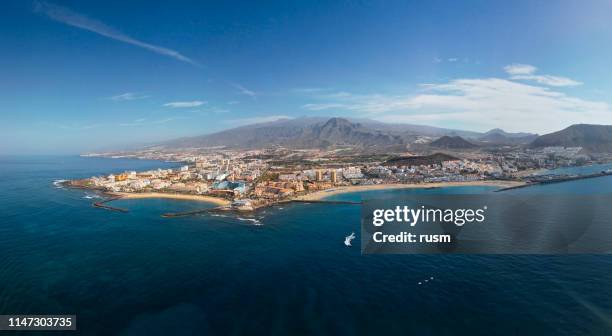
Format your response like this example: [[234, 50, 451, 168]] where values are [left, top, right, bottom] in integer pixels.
[[153, 117, 612, 152], [162, 117, 403, 149]]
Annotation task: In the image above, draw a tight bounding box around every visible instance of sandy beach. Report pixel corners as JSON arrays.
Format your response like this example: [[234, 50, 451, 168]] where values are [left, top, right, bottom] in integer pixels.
[[110, 192, 231, 206], [106, 181, 525, 207], [294, 180, 526, 201]]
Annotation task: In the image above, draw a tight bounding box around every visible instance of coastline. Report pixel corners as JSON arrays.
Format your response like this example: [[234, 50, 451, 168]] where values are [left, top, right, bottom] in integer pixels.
[[294, 180, 526, 201], [109, 192, 231, 206]]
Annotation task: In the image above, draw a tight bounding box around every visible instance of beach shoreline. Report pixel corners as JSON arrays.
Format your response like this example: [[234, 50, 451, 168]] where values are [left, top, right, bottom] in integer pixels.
[[293, 180, 526, 201], [108, 192, 231, 206], [86, 181, 525, 209]]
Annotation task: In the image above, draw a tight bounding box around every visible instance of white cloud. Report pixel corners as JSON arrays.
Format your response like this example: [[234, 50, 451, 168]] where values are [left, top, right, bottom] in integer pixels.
[[509, 74, 582, 87], [57, 123, 101, 130], [300, 78, 611, 133], [163, 101, 206, 108], [503, 63, 581, 87], [109, 92, 148, 101], [34, 1, 200, 67], [232, 83, 256, 98], [291, 87, 330, 94], [503, 63, 537, 75], [302, 92, 414, 113], [119, 117, 189, 127]]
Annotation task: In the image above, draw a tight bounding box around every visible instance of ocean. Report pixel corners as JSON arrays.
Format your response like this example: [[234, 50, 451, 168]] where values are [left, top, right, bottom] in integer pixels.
[[0, 156, 611, 335]]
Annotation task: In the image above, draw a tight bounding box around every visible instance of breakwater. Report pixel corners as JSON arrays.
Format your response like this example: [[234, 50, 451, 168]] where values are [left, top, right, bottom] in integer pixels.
[[496, 171, 612, 192], [92, 196, 128, 213]]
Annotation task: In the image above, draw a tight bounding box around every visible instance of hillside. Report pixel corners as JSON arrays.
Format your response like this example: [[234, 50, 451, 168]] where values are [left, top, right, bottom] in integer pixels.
[[478, 128, 537, 145], [430, 136, 477, 149], [156, 117, 493, 150], [154, 117, 598, 151], [160, 117, 404, 149], [530, 124, 612, 152], [383, 153, 459, 167]]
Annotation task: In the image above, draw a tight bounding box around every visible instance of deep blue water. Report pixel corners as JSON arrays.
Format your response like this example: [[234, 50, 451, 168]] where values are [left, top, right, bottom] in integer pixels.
[[1, 156, 611, 335]]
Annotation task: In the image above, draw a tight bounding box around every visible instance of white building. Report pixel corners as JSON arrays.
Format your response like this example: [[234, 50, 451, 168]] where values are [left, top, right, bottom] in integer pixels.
[[342, 167, 364, 179]]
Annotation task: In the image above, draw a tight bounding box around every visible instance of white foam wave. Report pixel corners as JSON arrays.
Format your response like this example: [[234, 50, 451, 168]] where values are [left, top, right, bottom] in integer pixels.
[[236, 217, 262, 226], [52, 179, 67, 188]]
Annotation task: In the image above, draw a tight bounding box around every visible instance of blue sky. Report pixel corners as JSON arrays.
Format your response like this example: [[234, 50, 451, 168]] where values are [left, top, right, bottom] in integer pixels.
[[2, 0, 612, 154]]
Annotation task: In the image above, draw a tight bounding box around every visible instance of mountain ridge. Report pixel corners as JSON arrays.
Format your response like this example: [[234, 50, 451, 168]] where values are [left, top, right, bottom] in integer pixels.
[[430, 136, 477, 149], [530, 124, 612, 152], [153, 117, 606, 151]]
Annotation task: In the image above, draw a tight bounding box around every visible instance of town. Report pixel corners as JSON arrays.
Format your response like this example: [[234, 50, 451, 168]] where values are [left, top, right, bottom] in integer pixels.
[[71, 144, 612, 211]]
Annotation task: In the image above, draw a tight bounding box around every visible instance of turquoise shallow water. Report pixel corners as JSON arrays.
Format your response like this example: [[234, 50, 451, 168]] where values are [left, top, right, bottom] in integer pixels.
[[1, 156, 612, 335]]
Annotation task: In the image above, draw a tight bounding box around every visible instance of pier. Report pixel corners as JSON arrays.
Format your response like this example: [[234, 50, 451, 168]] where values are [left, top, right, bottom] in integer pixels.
[[496, 171, 612, 192], [92, 196, 128, 213]]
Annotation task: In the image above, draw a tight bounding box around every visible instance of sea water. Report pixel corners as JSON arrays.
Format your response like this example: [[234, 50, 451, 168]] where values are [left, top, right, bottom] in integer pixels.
[[0, 156, 611, 335]]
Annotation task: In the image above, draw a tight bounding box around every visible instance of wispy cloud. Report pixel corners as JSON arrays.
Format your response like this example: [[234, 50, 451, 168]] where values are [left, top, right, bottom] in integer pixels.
[[503, 63, 582, 87], [54, 122, 101, 130], [163, 101, 206, 108], [300, 76, 610, 133], [503, 63, 537, 75], [291, 87, 330, 94], [232, 83, 257, 98], [379, 78, 607, 132], [119, 117, 189, 127], [34, 1, 200, 67], [109, 92, 149, 101], [207, 107, 230, 113], [302, 91, 412, 113], [510, 74, 582, 87], [225, 115, 291, 126]]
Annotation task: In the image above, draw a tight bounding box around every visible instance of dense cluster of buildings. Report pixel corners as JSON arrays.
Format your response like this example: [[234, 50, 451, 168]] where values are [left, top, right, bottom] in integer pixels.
[[80, 144, 608, 209]]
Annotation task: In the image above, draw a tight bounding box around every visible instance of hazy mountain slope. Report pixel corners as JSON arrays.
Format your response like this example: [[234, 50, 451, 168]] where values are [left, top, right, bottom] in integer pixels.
[[155, 117, 550, 150], [355, 119, 483, 138], [530, 124, 612, 152], [478, 128, 538, 144], [159, 117, 403, 149], [430, 136, 477, 149]]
